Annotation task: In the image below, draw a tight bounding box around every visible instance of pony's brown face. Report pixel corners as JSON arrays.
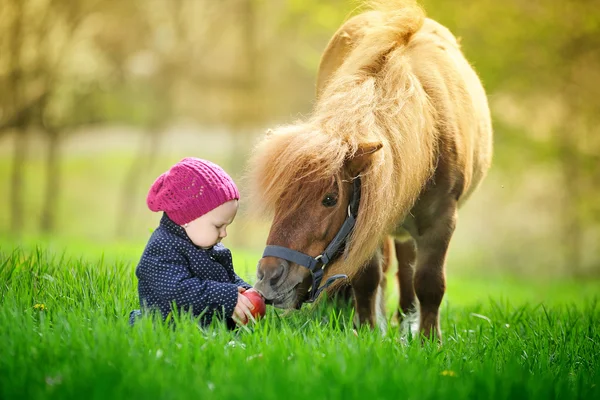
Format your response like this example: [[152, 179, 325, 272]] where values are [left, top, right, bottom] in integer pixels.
[[254, 141, 382, 309], [254, 174, 352, 308]]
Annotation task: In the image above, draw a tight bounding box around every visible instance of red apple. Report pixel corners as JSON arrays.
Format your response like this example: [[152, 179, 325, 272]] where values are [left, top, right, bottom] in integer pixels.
[[241, 288, 266, 321]]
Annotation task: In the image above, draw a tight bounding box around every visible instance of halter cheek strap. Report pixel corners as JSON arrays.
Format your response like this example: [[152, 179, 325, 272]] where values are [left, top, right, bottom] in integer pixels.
[[262, 178, 361, 303]]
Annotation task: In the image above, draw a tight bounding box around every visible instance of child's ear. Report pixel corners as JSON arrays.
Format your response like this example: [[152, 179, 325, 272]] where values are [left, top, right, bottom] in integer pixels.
[[346, 141, 383, 177]]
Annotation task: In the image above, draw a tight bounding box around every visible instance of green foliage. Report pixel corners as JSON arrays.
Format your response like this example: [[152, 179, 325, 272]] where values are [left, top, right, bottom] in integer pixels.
[[0, 246, 599, 399]]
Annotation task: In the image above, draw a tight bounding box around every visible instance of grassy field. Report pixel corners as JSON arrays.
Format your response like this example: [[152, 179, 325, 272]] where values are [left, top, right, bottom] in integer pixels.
[[1, 243, 599, 400]]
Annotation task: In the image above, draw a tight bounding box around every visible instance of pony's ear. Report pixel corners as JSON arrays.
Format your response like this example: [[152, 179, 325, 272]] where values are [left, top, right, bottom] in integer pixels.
[[346, 141, 383, 177]]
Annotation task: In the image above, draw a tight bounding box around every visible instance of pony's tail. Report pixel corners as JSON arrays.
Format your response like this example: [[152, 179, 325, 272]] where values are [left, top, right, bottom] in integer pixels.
[[340, 0, 424, 76]]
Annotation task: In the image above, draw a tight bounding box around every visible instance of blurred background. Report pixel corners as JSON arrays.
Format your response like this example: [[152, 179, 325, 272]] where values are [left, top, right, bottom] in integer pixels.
[[1, 0, 599, 280]]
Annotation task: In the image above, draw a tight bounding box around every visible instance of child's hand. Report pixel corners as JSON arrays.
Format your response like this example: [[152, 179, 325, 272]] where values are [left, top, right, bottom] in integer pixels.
[[232, 291, 255, 325]]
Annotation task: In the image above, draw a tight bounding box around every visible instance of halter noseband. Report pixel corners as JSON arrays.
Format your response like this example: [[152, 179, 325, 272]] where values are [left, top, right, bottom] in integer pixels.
[[262, 178, 361, 303]]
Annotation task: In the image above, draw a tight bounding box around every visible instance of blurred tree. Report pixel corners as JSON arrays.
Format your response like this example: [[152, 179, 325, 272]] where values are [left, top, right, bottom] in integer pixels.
[[228, 0, 264, 174], [37, 0, 96, 233], [0, 0, 98, 234], [87, 0, 259, 237], [446, 0, 600, 275], [2, 0, 28, 235], [89, 0, 164, 238], [1, 0, 598, 275]]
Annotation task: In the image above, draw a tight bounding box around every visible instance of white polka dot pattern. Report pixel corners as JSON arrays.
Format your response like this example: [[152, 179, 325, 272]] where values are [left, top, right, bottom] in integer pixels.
[[131, 213, 251, 327]]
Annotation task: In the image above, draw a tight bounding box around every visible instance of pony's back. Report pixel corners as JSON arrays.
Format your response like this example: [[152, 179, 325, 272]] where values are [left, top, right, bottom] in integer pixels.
[[405, 18, 493, 202]]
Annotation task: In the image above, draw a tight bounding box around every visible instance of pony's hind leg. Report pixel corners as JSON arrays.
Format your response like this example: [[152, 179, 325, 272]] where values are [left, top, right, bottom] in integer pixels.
[[413, 204, 457, 342], [394, 238, 417, 321], [351, 252, 386, 332]]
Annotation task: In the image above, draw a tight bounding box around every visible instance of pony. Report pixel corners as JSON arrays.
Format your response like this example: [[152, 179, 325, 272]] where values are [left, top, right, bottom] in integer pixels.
[[249, 0, 492, 341]]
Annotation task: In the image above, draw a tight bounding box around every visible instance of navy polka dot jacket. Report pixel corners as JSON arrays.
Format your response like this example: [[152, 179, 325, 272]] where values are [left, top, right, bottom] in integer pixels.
[[130, 213, 251, 328]]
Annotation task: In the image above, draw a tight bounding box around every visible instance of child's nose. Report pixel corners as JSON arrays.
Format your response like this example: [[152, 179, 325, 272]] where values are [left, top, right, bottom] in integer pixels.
[[220, 228, 227, 238]]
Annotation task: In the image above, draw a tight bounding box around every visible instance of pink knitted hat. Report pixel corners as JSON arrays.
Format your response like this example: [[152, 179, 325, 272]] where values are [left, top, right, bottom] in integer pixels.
[[147, 157, 239, 225]]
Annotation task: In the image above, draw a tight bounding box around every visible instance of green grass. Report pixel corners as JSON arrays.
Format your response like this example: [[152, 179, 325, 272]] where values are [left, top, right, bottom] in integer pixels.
[[1, 245, 599, 400]]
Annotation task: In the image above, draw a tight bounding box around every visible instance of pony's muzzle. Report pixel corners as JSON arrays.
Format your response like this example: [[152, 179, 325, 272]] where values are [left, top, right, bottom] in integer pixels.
[[255, 258, 290, 300]]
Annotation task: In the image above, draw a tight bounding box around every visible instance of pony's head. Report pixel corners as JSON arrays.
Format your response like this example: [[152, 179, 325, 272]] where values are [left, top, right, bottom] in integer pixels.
[[249, 125, 382, 308]]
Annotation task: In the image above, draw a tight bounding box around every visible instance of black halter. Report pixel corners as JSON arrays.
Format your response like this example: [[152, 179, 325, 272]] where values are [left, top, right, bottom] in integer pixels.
[[262, 178, 361, 303]]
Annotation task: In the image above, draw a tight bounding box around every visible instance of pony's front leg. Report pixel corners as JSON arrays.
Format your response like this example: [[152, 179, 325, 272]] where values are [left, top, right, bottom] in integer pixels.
[[414, 204, 457, 342], [394, 238, 417, 321], [351, 252, 386, 332]]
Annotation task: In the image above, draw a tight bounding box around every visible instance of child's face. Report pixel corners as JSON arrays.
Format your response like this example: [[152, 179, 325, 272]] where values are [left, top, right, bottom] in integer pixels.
[[184, 200, 239, 249]]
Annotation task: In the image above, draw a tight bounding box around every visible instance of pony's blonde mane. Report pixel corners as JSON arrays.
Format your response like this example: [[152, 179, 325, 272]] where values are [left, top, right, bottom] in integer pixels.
[[249, 0, 438, 279]]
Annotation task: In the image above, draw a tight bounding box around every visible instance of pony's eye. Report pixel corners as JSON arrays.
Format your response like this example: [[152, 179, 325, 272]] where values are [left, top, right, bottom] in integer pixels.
[[322, 193, 338, 207]]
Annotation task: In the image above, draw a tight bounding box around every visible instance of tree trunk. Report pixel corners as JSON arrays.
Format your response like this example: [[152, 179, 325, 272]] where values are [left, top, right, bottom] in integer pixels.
[[558, 126, 582, 277], [231, 0, 262, 172], [116, 128, 163, 238], [40, 129, 61, 233], [8, 0, 26, 235], [10, 129, 28, 234]]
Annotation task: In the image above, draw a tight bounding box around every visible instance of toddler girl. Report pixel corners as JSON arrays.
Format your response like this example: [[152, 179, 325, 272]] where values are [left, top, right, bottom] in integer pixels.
[[129, 157, 255, 328]]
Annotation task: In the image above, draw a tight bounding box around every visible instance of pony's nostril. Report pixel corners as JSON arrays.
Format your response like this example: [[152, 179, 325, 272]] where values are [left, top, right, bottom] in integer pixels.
[[269, 263, 284, 286], [256, 263, 265, 281]]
